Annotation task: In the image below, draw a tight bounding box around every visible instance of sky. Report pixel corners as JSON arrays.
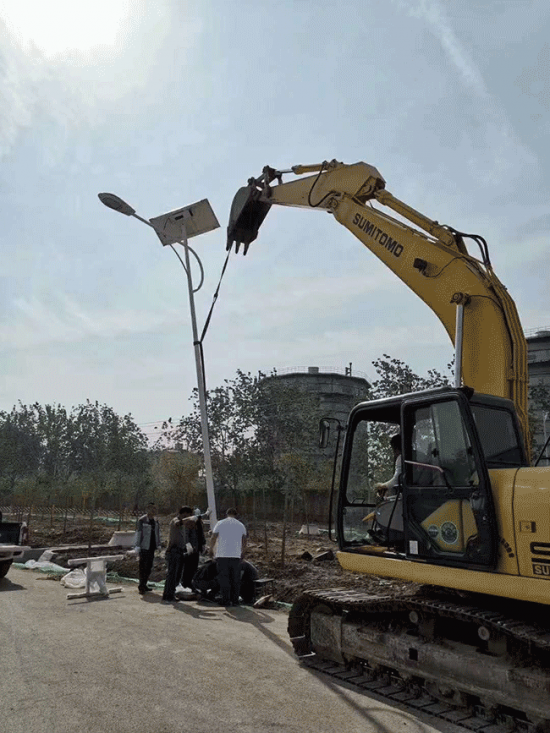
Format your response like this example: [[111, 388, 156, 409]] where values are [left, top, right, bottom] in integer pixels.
[[0, 0, 549, 441]]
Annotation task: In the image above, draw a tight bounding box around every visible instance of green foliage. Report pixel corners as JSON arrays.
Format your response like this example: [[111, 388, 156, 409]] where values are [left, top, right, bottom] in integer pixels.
[[155, 369, 323, 509], [369, 354, 453, 399], [0, 401, 148, 509], [0, 354, 457, 518], [0, 404, 41, 499], [149, 449, 202, 511]]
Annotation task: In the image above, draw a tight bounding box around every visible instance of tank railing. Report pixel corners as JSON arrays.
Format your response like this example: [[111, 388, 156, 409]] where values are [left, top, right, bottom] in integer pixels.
[[525, 326, 550, 337], [268, 366, 371, 381]]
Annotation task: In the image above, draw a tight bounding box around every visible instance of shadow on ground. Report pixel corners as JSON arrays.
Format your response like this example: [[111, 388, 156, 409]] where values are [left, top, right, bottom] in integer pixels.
[[0, 577, 26, 592]]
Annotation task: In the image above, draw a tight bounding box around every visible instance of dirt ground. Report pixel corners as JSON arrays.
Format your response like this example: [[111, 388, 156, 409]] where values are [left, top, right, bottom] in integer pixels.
[[23, 515, 411, 604]]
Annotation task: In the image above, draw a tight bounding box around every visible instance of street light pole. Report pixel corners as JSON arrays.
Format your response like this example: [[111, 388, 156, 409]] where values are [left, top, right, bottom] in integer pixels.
[[98, 193, 219, 526], [179, 224, 217, 527]]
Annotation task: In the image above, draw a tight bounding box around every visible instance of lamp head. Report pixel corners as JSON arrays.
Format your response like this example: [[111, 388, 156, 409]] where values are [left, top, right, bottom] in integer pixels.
[[98, 193, 136, 216]]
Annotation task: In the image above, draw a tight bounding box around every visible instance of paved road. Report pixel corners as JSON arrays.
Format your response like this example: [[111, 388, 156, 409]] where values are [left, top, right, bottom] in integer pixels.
[[1, 567, 459, 733]]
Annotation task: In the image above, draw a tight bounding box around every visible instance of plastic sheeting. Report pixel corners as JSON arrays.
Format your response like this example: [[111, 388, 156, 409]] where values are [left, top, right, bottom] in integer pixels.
[[24, 558, 68, 573]]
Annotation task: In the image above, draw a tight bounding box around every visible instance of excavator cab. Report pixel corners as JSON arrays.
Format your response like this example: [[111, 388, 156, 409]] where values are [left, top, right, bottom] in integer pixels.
[[337, 386, 527, 570], [226, 184, 272, 254]]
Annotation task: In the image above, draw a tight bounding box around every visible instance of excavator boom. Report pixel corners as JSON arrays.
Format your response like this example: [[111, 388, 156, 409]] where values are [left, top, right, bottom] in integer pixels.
[[227, 160, 529, 447]]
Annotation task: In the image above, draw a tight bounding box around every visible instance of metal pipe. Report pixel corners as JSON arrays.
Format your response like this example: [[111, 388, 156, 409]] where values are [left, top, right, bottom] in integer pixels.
[[454, 303, 464, 388], [181, 226, 218, 527], [327, 423, 342, 543]]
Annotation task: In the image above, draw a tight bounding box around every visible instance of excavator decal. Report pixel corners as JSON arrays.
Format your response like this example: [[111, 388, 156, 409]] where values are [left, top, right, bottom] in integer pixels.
[[352, 213, 403, 256], [533, 560, 550, 577]]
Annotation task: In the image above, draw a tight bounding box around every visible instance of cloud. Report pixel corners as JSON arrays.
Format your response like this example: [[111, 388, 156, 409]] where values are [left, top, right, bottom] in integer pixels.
[[220, 269, 401, 333], [396, 0, 538, 184], [2, 292, 183, 350], [0, 27, 38, 157], [411, 0, 488, 99]]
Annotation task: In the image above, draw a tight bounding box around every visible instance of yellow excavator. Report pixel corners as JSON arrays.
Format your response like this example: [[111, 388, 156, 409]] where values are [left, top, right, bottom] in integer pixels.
[[227, 161, 550, 730]]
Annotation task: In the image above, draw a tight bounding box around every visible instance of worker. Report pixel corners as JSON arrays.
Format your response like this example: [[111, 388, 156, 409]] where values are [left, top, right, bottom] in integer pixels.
[[208, 508, 247, 607], [20, 521, 29, 545], [239, 560, 259, 604], [192, 559, 220, 601], [134, 502, 161, 595], [192, 559, 259, 605], [162, 507, 188, 602], [179, 506, 206, 591], [374, 434, 402, 498]]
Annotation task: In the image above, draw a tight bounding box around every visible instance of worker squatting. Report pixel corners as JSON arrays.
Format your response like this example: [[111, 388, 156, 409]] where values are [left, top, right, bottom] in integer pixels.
[[352, 213, 404, 258]]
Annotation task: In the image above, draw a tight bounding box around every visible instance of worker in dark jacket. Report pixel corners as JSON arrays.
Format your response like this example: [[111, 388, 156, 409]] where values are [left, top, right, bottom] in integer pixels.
[[192, 559, 220, 601], [179, 506, 206, 590], [134, 503, 161, 594], [163, 507, 198, 602]]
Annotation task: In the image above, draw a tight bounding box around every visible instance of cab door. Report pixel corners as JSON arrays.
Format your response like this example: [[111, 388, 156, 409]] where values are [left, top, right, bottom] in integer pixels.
[[401, 393, 497, 569]]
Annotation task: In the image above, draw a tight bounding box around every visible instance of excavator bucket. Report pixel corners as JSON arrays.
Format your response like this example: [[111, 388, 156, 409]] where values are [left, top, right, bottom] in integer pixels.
[[227, 185, 272, 254]]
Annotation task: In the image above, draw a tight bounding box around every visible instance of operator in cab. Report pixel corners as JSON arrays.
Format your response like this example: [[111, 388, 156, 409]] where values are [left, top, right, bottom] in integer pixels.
[[374, 434, 402, 499]]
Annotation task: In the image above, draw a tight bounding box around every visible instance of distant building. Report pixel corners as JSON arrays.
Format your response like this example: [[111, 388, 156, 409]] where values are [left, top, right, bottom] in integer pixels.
[[262, 365, 370, 464], [526, 328, 550, 387]]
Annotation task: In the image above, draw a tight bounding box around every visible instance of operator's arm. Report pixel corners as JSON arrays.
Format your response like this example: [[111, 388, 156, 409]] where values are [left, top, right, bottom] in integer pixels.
[[375, 455, 402, 497], [241, 533, 247, 559]]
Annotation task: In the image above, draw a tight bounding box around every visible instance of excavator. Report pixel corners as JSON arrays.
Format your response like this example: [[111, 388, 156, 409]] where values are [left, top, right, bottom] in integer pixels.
[[227, 161, 550, 731]]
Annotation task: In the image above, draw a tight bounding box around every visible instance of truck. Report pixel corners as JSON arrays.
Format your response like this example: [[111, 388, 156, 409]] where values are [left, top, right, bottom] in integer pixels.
[[227, 160, 550, 730], [0, 519, 30, 579]]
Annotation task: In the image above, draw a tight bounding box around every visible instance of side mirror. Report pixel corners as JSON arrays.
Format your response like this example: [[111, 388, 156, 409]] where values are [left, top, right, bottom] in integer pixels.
[[319, 418, 331, 449]]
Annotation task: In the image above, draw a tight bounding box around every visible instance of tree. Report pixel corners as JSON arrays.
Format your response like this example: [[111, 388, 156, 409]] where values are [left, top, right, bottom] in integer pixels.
[[159, 372, 255, 510], [33, 403, 72, 506], [67, 401, 148, 510], [0, 404, 41, 502], [276, 452, 320, 566], [150, 449, 202, 511], [369, 354, 453, 399], [156, 368, 322, 549]]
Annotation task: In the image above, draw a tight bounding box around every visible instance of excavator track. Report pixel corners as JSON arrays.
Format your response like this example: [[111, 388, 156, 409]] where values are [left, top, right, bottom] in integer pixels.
[[288, 588, 550, 732]]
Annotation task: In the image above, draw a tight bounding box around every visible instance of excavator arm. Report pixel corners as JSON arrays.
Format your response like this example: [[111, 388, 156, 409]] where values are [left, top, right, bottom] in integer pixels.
[[227, 160, 529, 447]]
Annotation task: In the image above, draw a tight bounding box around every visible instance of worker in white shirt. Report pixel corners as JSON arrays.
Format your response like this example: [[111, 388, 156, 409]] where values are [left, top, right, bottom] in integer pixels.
[[208, 508, 247, 607]]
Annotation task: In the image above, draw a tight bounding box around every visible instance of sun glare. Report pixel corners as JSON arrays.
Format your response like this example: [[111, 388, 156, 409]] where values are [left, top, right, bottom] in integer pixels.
[[0, 0, 132, 59]]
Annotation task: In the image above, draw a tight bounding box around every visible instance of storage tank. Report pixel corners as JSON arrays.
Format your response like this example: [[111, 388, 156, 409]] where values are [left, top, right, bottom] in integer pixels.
[[262, 365, 370, 463]]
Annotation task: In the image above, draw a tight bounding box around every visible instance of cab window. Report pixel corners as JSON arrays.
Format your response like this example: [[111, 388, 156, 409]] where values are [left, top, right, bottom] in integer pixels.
[[470, 405, 525, 468], [407, 401, 477, 488]]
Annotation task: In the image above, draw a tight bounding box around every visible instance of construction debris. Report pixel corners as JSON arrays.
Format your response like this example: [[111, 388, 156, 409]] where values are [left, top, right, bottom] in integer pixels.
[[65, 555, 125, 600], [253, 594, 273, 608], [313, 550, 334, 562]]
